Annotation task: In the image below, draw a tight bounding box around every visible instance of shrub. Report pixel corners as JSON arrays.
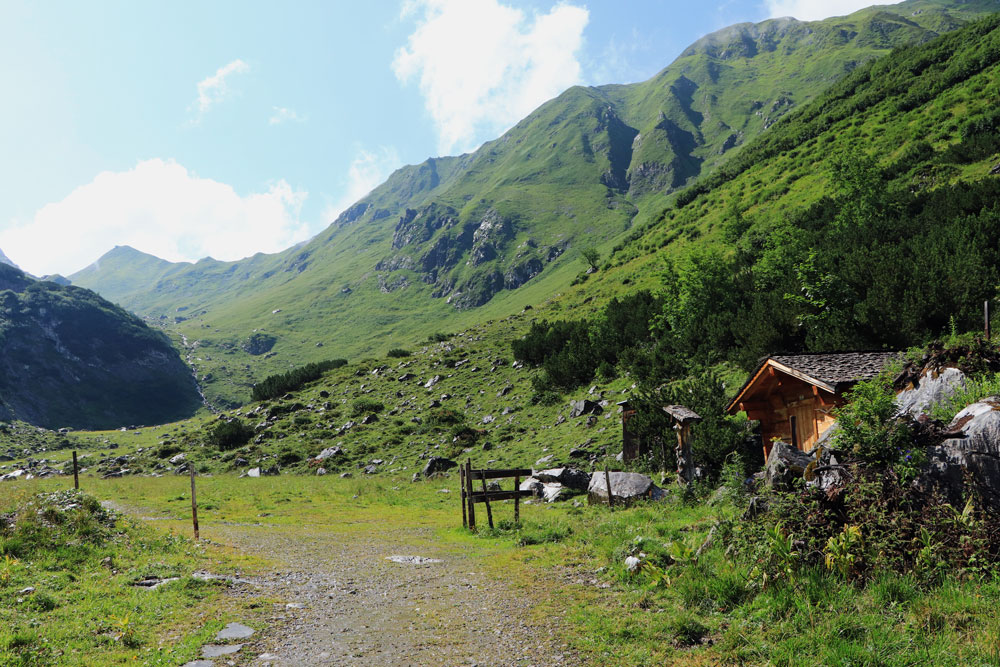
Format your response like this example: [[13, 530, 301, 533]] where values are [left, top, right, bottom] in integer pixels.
[[251, 359, 347, 402], [387, 348, 411, 358], [350, 398, 384, 417], [833, 371, 912, 464], [207, 419, 254, 451]]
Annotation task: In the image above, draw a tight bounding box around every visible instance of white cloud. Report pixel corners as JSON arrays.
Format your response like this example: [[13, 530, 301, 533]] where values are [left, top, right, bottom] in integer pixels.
[[322, 147, 402, 222], [764, 0, 903, 21], [192, 59, 249, 118], [0, 159, 311, 276], [269, 106, 306, 125], [393, 0, 589, 155]]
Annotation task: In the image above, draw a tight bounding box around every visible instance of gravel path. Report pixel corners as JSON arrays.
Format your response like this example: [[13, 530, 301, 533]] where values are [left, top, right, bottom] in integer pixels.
[[202, 522, 579, 666]]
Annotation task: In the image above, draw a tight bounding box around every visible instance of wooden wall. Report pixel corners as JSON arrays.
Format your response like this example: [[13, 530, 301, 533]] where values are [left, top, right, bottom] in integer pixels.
[[736, 369, 841, 458]]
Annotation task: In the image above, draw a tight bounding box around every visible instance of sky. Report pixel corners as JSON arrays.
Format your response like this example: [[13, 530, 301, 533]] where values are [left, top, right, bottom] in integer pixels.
[[0, 0, 902, 276]]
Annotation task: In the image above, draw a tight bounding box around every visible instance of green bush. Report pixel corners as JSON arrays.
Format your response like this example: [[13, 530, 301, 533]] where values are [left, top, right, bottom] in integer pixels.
[[386, 348, 411, 358], [350, 398, 385, 417], [207, 419, 254, 451], [251, 359, 347, 402], [833, 371, 912, 464]]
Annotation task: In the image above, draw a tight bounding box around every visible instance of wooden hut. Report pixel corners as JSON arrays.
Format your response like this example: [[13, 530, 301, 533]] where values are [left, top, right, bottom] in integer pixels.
[[726, 352, 897, 458]]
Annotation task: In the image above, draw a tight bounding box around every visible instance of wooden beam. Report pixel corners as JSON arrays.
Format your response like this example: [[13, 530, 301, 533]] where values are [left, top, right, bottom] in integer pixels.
[[475, 468, 533, 479], [738, 401, 770, 413], [468, 490, 534, 502], [812, 385, 835, 407]]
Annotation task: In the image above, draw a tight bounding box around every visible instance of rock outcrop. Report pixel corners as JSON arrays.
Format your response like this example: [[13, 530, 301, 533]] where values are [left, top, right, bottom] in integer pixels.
[[587, 472, 665, 505], [924, 397, 1000, 508], [896, 367, 966, 418]]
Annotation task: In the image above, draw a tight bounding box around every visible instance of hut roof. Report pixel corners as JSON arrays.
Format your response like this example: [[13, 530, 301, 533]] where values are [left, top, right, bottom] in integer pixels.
[[727, 351, 899, 412]]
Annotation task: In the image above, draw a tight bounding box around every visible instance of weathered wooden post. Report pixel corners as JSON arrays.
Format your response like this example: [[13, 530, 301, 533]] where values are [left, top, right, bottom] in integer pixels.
[[72, 450, 79, 491], [675, 424, 694, 484], [604, 467, 613, 510], [663, 405, 702, 486], [466, 459, 476, 531], [190, 465, 200, 541], [514, 474, 520, 524], [986, 300, 991, 341], [479, 470, 494, 530], [460, 464, 468, 529]]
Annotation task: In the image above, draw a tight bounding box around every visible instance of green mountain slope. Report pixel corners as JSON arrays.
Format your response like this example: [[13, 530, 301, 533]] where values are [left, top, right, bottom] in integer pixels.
[[0, 263, 203, 429], [70, 0, 1000, 408], [567, 11, 1000, 375]]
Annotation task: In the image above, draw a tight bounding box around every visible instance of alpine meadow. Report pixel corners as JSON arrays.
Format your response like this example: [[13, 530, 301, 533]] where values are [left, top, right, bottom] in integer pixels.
[[5, 1, 1000, 665]]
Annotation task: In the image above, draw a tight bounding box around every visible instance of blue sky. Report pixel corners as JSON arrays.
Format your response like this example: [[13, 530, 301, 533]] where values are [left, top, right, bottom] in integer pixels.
[[0, 0, 900, 275]]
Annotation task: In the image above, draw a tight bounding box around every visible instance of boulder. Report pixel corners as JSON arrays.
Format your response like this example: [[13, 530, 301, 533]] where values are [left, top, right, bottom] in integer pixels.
[[519, 477, 544, 498], [535, 454, 554, 466], [422, 457, 458, 477], [896, 367, 966, 418], [587, 472, 665, 505], [923, 397, 1000, 508], [764, 441, 813, 489], [533, 467, 591, 491], [315, 446, 343, 461], [168, 453, 186, 466], [542, 483, 565, 503], [316, 467, 327, 476], [570, 400, 602, 418]]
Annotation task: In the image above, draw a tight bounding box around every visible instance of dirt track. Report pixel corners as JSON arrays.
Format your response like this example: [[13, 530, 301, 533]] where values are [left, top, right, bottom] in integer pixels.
[[204, 522, 578, 666]]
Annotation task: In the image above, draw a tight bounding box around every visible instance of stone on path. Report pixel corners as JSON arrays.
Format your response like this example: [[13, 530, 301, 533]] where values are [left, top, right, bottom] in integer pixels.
[[182, 661, 214, 667], [203, 644, 243, 657], [386, 555, 442, 564], [216, 622, 255, 640]]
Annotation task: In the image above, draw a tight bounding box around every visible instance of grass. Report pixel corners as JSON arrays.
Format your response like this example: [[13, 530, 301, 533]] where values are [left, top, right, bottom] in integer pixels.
[[7, 471, 1000, 665], [0, 487, 257, 666]]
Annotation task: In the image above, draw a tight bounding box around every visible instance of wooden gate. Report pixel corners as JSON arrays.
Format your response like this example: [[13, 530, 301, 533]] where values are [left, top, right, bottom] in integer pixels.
[[459, 459, 532, 530]]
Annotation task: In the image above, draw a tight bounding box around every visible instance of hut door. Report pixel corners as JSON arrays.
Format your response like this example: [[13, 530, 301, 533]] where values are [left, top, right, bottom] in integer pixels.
[[791, 406, 818, 451]]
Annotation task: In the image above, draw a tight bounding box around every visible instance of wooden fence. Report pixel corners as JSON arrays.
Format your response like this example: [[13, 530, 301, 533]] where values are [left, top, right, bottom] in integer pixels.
[[460, 459, 533, 530]]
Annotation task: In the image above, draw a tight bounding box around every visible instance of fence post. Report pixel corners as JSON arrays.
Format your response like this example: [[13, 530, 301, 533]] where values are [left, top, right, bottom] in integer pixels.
[[604, 467, 614, 511], [460, 464, 468, 529], [514, 474, 520, 525], [480, 469, 494, 530], [986, 300, 991, 342], [72, 450, 79, 491], [466, 459, 476, 531], [190, 465, 200, 541]]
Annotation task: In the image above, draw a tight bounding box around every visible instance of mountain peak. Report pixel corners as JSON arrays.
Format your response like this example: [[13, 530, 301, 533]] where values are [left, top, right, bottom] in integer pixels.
[[0, 247, 19, 270]]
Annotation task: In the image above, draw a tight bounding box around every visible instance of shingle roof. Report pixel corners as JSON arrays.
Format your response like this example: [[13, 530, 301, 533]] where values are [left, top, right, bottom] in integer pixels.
[[769, 352, 899, 388], [726, 351, 900, 412]]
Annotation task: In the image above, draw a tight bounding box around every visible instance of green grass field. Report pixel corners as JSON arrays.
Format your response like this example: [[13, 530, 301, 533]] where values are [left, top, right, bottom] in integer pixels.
[[6, 474, 1000, 665]]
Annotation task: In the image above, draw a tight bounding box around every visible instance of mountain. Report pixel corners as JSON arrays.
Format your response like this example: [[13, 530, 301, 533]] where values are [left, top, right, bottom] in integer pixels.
[[0, 262, 203, 429], [70, 0, 1000, 407], [572, 11, 1000, 371], [0, 248, 17, 269]]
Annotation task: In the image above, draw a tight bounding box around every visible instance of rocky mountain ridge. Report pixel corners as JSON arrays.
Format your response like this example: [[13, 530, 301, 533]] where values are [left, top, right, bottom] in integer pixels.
[[0, 262, 203, 429], [66, 0, 1000, 408]]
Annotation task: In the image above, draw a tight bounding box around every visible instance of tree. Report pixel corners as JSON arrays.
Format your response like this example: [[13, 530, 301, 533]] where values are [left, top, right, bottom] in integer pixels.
[[580, 246, 601, 270]]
